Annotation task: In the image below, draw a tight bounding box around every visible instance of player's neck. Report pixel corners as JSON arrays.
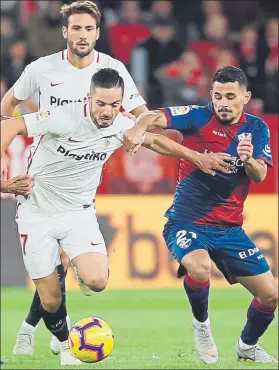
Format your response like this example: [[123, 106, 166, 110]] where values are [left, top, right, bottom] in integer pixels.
[[231, 111, 244, 125], [67, 47, 94, 69]]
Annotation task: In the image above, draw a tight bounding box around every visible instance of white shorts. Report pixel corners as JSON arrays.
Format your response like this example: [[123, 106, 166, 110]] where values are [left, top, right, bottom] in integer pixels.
[[16, 205, 107, 279]]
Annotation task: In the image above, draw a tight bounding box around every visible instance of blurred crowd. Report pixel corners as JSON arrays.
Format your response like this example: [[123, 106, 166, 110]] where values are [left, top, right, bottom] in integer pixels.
[[1, 0, 278, 194]]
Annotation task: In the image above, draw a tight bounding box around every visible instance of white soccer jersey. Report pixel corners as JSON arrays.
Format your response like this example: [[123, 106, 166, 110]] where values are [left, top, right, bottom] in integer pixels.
[[13, 49, 146, 112], [19, 102, 134, 214]]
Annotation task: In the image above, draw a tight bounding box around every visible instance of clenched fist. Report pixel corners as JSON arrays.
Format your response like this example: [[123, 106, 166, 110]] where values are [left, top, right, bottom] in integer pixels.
[[237, 134, 253, 163]]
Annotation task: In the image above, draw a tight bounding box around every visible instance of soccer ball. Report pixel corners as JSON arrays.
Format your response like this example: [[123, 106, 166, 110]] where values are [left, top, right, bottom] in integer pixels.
[[68, 317, 114, 363]]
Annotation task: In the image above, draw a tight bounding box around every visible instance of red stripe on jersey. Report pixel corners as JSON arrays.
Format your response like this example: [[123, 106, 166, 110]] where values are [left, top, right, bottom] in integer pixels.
[[119, 106, 125, 112], [257, 156, 273, 167], [62, 50, 65, 60], [195, 176, 250, 226], [27, 135, 44, 172], [96, 52, 100, 63], [15, 202, 21, 220], [159, 108, 171, 127]]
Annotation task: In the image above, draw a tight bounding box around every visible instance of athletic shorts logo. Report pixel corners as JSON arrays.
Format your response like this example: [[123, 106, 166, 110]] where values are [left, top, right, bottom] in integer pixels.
[[51, 82, 64, 87]]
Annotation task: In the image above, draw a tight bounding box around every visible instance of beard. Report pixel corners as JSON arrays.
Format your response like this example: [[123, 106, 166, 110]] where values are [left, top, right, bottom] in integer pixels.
[[90, 111, 114, 128], [216, 109, 235, 125], [68, 40, 96, 58]]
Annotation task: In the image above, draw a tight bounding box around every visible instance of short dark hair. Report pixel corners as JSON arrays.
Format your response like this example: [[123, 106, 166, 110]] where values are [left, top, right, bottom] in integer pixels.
[[212, 66, 248, 88], [60, 0, 101, 28], [90, 68, 124, 95]]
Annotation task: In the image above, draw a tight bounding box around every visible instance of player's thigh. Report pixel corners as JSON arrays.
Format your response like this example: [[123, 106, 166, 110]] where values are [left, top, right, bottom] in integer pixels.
[[33, 269, 62, 312], [16, 207, 61, 280], [163, 221, 211, 281], [212, 227, 271, 285], [59, 210, 108, 288], [73, 252, 109, 290], [235, 270, 278, 307], [60, 250, 70, 271]]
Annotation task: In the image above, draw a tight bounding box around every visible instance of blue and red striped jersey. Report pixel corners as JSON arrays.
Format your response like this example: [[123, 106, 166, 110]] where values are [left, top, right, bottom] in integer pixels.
[[160, 104, 273, 226]]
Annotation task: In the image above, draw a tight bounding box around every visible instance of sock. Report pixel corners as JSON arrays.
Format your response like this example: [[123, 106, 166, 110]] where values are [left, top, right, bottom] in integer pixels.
[[40, 302, 69, 342], [184, 273, 210, 323], [25, 264, 67, 327], [25, 290, 42, 327], [57, 264, 67, 307], [241, 297, 277, 345]]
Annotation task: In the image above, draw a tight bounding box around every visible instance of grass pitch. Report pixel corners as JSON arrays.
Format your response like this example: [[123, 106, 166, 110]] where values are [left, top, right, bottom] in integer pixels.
[[1, 287, 278, 369]]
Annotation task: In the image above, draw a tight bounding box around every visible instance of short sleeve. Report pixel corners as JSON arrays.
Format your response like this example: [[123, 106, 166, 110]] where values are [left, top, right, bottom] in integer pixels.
[[116, 61, 146, 112], [159, 105, 206, 134], [23, 105, 75, 138], [253, 121, 273, 166], [13, 61, 39, 100], [114, 116, 136, 143]]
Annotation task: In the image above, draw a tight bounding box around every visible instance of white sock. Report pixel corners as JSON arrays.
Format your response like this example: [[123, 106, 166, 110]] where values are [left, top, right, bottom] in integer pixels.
[[194, 316, 210, 326], [60, 340, 69, 350], [66, 315, 71, 329], [20, 320, 37, 333], [239, 337, 255, 349]]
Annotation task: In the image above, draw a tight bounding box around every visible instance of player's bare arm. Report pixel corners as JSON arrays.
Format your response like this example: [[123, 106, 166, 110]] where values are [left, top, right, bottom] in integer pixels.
[[142, 133, 234, 176], [123, 110, 167, 152], [1, 175, 34, 195], [237, 135, 267, 183], [1, 87, 22, 118], [0, 118, 34, 195], [129, 104, 149, 118], [1, 117, 27, 158]]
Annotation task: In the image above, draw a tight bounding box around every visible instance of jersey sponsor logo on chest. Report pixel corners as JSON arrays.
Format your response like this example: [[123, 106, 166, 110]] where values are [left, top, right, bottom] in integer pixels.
[[57, 145, 107, 161], [50, 96, 88, 107], [212, 130, 227, 137], [204, 149, 244, 174]]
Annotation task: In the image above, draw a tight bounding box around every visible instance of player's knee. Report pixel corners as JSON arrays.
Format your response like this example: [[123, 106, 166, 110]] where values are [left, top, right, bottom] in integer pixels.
[[257, 288, 278, 308], [85, 275, 108, 292], [187, 262, 211, 282], [41, 295, 62, 313]]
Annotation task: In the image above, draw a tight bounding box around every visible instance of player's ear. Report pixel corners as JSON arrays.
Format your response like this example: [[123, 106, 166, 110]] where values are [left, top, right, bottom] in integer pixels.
[[62, 26, 68, 40], [96, 27, 100, 41], [210, 90, 213, 99], [244, 90, 252, 105]]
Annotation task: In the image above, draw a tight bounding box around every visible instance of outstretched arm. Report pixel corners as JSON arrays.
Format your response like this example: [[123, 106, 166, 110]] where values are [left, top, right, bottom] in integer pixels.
[[123, 111, 167, 153], [142, 133, 234, 176]]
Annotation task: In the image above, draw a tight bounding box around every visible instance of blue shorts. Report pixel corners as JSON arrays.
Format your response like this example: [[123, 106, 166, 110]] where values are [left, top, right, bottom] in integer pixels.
[[163, 221, 270, 285]]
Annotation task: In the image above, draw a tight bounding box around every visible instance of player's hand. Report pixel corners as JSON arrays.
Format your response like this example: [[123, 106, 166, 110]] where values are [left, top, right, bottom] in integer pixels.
[[195, 152, 234, 176], [237, 134, 253, 163], [121, 111, 136, 122], [1, 174, 34, 195], [123, 127, 145, 155]]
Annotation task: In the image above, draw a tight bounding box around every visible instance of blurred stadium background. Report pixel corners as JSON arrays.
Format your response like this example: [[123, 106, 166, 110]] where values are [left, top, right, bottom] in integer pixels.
[[1, 0, 278, 290], [0, 1, 278, 368]]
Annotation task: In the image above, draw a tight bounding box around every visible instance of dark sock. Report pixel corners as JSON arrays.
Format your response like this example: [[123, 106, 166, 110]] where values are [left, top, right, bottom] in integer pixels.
[[57, 264, 67, 307], [25, 264, 67, 327], [25, 290, 42, 327], [241, 298, 277, 345], [184, 273, 210, 322], [39, 302, 69, 342]]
